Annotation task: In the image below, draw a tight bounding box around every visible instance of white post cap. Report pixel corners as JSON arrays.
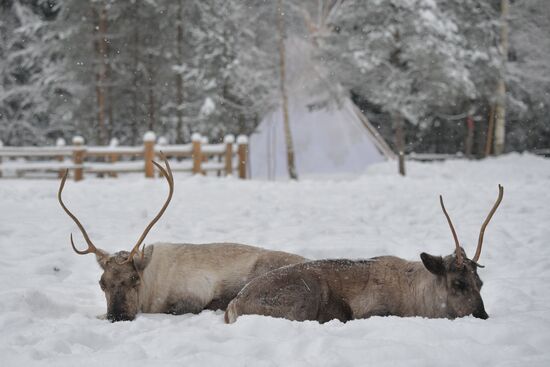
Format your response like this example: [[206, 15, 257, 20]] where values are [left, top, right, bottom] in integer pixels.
[[109, 137, 119, 146], [143, 131, 156, 142], [237, 135, 248, 144], [224, 134, 235, 144], [72, 136, 85, 145], [191, 133, 202, 142]]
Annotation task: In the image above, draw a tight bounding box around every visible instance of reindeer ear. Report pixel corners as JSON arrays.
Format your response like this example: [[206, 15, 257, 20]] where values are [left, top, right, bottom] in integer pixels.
[[133, 245, 154, 271], [95, 250, 110, 269], [420, 253, 446, 276]]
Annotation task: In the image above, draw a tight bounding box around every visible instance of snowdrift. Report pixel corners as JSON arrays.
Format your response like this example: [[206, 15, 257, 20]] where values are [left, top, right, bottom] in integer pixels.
[[1, 154, 549, 366]]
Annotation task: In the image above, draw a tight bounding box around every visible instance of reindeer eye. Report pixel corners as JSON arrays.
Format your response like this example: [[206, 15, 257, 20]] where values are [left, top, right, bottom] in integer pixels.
[[130, 275, 140, 285], [453, 280, 467, 291]]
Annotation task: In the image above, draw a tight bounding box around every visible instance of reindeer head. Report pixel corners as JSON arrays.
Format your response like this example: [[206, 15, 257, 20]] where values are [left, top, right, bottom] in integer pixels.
[[58, 156, 174, 322], [420, 185, 503, 320]]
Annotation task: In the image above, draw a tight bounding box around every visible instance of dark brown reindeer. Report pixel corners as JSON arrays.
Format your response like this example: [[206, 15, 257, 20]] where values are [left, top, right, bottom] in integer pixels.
[[58, 156, 305, 322], [225, 186, 504, 323]]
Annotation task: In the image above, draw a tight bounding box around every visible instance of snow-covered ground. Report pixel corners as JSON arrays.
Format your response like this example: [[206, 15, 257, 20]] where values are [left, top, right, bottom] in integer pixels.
[[1, 153, 549, 366]]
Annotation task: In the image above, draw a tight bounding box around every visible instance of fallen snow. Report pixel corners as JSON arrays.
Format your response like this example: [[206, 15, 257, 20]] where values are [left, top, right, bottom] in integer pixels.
[[1, 153, 549, 366]]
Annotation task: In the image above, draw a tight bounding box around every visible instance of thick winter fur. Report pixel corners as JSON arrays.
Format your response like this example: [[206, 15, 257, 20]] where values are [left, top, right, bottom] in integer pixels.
[[96, 243, 305, 322], [225, 248, 488, 324]]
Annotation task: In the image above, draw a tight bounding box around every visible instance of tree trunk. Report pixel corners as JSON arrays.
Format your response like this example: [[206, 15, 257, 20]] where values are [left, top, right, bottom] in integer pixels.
[[475, 111, 487, 158], [485, 104, 495, 157], [175, 0, 185, 144], [276, 0, 298, 180], [147, 52, 156, 132], [465, 115, 474, 158], [494, 0, 509, 155], [393, 111, 406, 176], [93, 1, 109, 145], [106, 51, 113, 142], [131, 0, 141, 145]]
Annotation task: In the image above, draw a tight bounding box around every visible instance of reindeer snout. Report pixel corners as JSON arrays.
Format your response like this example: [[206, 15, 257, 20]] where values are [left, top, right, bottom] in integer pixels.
[[473, 308, 489, 320], [107, 313, 135, 322], [472, 297, 489, 320]]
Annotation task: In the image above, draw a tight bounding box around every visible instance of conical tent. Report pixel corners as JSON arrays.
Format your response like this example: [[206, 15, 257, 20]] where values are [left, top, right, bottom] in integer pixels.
[[249, 38, 395, 180]]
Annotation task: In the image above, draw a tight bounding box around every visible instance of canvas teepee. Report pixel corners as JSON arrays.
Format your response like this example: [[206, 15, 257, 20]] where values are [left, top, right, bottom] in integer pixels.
[[249, 37, 395, 180]]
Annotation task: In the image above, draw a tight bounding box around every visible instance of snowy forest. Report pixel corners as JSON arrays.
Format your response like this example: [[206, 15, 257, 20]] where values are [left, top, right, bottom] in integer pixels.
[[0, 0, 549, 155]]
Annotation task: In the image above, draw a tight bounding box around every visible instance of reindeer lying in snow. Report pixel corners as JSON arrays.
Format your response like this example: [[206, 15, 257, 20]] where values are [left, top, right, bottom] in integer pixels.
[[225, 186, 503, 323], [58, 156, 305, 322]]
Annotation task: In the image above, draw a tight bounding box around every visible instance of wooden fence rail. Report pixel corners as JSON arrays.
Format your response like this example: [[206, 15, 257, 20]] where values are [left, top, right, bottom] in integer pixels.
[[0, 132, 249, 181]]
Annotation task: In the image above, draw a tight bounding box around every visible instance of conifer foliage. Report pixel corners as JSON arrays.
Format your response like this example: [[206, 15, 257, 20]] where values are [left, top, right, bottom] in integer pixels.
[[0, 0, 547, 152]]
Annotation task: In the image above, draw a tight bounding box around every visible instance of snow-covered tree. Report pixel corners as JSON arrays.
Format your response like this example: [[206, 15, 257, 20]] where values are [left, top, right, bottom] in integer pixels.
[[506, 0, 550, 151], [1, 0, 546, 153], [0, 0, 74, 146], [316, 0, 501, 154], [180, 0, 273, 140], [56, 0, 114, 144]]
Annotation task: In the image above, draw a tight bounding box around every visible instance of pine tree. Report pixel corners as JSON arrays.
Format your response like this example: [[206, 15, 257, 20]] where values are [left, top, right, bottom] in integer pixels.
[[319, 0, 500, 154], [0, 0, 73, 146]]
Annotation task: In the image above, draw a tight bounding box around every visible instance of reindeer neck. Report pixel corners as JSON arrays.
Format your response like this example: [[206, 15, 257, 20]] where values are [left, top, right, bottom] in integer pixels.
[[401, 262, 448, 318], [137, 264, 157, 313], [343, 257, 449, 319]]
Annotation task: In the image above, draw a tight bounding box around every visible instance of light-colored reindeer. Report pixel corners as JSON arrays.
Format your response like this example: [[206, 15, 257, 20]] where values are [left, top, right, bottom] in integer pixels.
[[225, 186, 503, 323], [58, 157, 305, 322]]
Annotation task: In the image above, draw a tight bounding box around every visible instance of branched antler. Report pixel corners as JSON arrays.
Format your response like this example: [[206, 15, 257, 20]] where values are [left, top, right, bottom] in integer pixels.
[[58, 170, 103, 257], [59, 154, 175, 264], [123, 154, 174, 263]]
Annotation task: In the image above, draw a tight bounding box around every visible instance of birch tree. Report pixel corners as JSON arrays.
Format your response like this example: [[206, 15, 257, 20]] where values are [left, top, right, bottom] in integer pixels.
[[276, 0, 298, 180], [493, 0, 509, 155]]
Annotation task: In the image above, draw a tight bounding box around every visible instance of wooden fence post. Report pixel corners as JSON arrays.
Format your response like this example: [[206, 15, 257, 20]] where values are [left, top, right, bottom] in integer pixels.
[[109, 138, 119, 178], [56, 138, 66, 179], [465, 116, 474, 159], [237, 135, 248, 179], [224, 134, 234, 176], [144, 131, 156, 178], [201, 136, 209, 165], [192, 133, 202, 175], [72, 136, 85, 181], [201, 136, 209, 174], [201, 136, 208, 175]]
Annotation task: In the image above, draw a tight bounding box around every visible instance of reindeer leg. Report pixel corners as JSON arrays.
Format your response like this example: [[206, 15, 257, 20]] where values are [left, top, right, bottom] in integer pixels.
[[165, 297, 206, 315], [229, 273, 323, 322], [318, 291, 353, 323]]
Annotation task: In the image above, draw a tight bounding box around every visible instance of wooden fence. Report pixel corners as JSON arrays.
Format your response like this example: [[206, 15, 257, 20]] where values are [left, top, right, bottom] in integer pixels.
[[405, 152, 465, 162], [0, 132, 249, 181], [406, 150, 550, 162]]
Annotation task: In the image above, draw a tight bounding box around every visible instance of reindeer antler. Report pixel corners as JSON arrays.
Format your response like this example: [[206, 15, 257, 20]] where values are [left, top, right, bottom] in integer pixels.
[[439, 195, 463, 267], [472, 185, 504, 263], [123, 154, 174, 263], [58, 170, 103, 257]]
